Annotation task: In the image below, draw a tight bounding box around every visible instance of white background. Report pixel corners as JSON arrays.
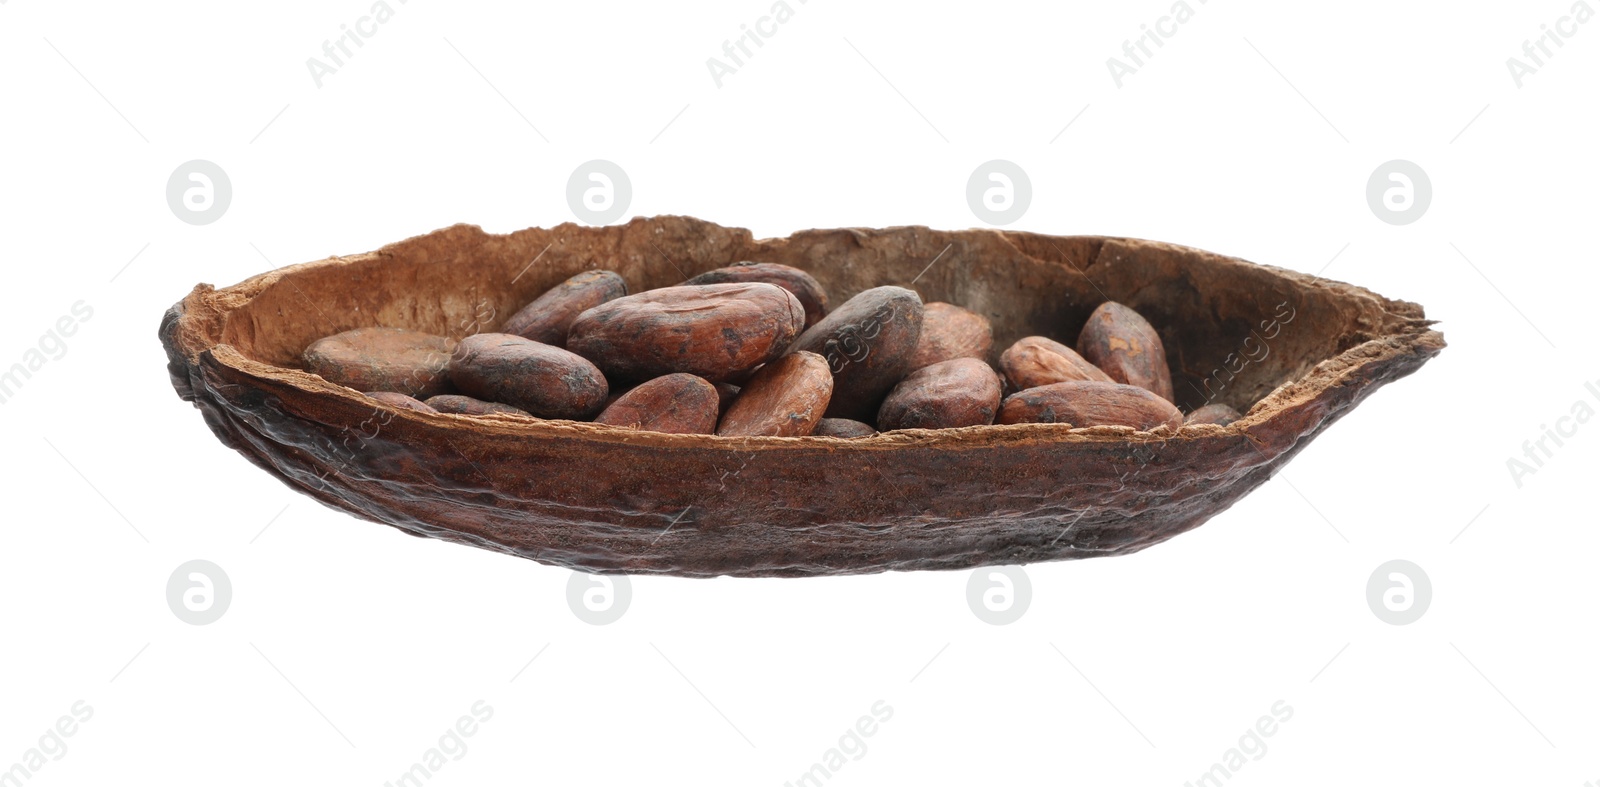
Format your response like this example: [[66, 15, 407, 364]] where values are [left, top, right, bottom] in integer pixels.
[[2, 1, 1597, 784]]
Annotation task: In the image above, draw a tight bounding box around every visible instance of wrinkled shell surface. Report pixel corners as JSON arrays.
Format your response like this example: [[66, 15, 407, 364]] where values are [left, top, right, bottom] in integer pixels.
[[160, 217, 1444, 577]]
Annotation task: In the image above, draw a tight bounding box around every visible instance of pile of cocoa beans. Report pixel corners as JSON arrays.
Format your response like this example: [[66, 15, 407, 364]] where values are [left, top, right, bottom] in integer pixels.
[[301, 262, 1242, 437]]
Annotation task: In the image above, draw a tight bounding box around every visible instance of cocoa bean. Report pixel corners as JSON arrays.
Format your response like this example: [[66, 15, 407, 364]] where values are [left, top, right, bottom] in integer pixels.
[[714, 383, 740, 414], [877, 358, 1002, 431], [567, 283, 805, 383], [788, 286, 923, 420], [365, 391, 439, 413], [501, 270, 627, 347], [448, 333, 608, 419], [999, 335, 1111, 391], [1185, 403, 1242, 426], [303, 327, 455, 398], [813, 418, 877, 438], [424, 394, 531, 417], [594, 374, 720, 434], [1076, 302, 1174, 402], [909, 302, 993, 370], [998, 380, 1182, 431], [717, 351, 833, 437], [682, 262, 829, 329]]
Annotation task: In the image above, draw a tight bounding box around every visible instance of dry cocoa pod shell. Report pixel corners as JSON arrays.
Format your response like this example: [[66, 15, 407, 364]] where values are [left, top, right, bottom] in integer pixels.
[[567, 283, 805, 383], [877, 358, 1003, 431], [161, 217, 1444, 577], [1077, 301, 1175, 403], [500, 270, 627, 347], [366, 391, 439, 413], [999, 335, 1112, 391], [909, 302, 993, 370], [788, 286, 924, 421], [813, 418, 877, 438], [425, 394, 531, 417], [999, 380, 1183, 431], [448, 333, 607, 419], [717, 351, 833, 437], [1185, 403, 1242, 426], [594, 374, 719, 434], [303, 327, 454, 398], [682, 262, 829, 329]]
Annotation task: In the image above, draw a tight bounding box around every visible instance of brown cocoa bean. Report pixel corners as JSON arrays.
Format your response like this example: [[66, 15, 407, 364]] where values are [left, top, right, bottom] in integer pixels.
[[366, 391, 439, 413], [303, 328, 455, 398], [788, 286, 923, 420], [682, 262, 830, 329], [500, 270, 628, 347], [714, 383, 740, 414], [448, 333, 608, 419], [998, 380, 1182, 431], [813, 418, 877, 438], [424, 394, 531, 417], [1185, 403, 1242, 426], [1076, 302, 1175, 402], [567, 283, 805, 383], [999, 335, 1111, 391], [908, 302, 993, 370], [717, 351, 833, 437], [877, 358, 1002, 431], [594, 374, 719, 434]]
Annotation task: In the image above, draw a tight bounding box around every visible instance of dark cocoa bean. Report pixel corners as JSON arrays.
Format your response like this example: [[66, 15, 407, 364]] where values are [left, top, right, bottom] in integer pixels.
[[448, 333, 608, 419], [813, 418, 877, 438], [999, 335, 1112, 391], [1185, 403, 1242, 426], [303, 327, 455, 398], [717, 351, 833, 437], [366, 391, 439, 413], [425, 394, 531, 417], [788, 286, 923, 420], [877, 358, 1002, 431], [567, 283, 805, 383], [1076, 302, 1175, 402], [998, 379, 1182, 431], [500, 270, 627, 347], [714, 383, 740, 415], [682, 262, 829, 329], [594, 374, 719, 434], [909, 302, 993, 370]]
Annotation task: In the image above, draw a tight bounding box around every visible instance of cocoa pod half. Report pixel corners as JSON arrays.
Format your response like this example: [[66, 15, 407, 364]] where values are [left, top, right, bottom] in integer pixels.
[[501, 270, 627, 347], [1185, 403, 1242, 426], [425, 394, 532, 417], [567, 283, 805, 384], [303, 327, 455, 398], [877, 358, 1002, 431], [788, 286, 924, 421], [999, 335, 1111, 391], [366, 391, 439, 413], [998, 380, 1182, 431], [813, 418, 877, 438], [908, 302, 993, 370], [448, 333, 608, 419], [594, 374, 720, 434], [1076, 301, 1175, 402], [717, 351, 833, 437], [682, 262, 830, 329]]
